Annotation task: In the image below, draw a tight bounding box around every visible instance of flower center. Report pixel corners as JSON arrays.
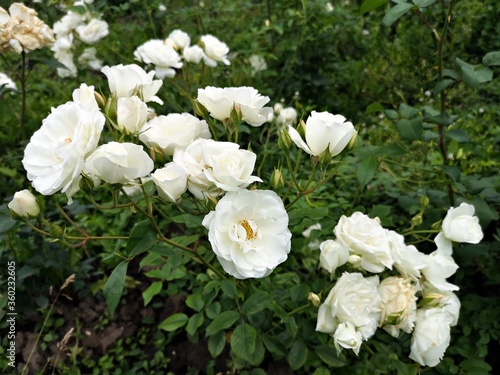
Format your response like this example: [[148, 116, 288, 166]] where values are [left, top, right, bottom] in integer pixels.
[[238, 219, 257, 240]]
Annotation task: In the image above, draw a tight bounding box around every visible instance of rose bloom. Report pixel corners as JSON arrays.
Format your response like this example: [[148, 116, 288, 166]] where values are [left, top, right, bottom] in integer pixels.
[[116, 96, 148, 134], [318, 239, 349, 274], [316, 272, 381, 342], [173, 139, 262, 199], [134, 39, 183, 79], [101, 64, 163, 104], [0, 3, 55, 54], [334, 212, 394, 273], [333, 321, 363, 355], [421, 233, 459, 292], [183, 45, 204, 64], [75, 18, 108, 44], [277, 107, 298, 126], [378, 276, 418, 337], [22, 101, 104, 203], [197, 86, 272, 127], [139, 113, 211, 156], [8, 189, 40, 218], [0, 72, 17, 90], [386, 229, 427, 280], [151, 162, 188, 202], [200, 34, 230, 67], [409, 308, 452, 367], [84, 142, 154, 184], [442, 202, 483, 244], [52, 11, 85, 36], [421, 281, 460, 327], [288, 111, 356, 157], [72, 83, 99, 110], [167, 29, 190, 50], [202, 189, 291, 279]]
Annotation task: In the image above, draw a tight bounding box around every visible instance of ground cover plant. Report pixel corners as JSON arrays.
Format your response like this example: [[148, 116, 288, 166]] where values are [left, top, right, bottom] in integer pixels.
[[1, 0, 499, 374]]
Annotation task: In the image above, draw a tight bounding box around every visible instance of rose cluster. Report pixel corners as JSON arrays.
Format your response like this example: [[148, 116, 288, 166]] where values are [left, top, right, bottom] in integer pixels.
[[51, 0, 109, 77], [315, 205, 483, 367], [134, 29, 230, 79], [0, 3, 55, 54]]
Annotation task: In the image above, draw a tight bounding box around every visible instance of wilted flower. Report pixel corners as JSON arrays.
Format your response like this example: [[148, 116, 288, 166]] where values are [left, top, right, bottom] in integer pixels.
[[139, 113, 211, 156], [202, 189, 291, 279], [288, 111, 356, 157], [200, 34, 230, 67], [441, 202, 483, 244], [8, 189, 40, 218], [84, 142, 154, 184], [22, 101, 104, 203], [197, 86, 272, 127], [134, 39, 183, 79], [0, 3, 55, 54]]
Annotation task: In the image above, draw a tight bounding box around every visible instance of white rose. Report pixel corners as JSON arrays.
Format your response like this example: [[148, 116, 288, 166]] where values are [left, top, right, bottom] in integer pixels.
[[277, 107, 298, 126], [75, 18, 108, 44], [334, 212, 393, 273], [202, 189, 291, 279], [318, 239, 349, 274], [167, 29, 190, 50], [8, 189, 40, 218], [22, 101, 104, 203], [53, 11, 85, 36], [183, 45, 204, 64], [53, 45, 77, 78], [421, 282, 460, 327], [197, 86, 272, 127], [316, 272, 381, 341], [151, 162, 188, 202], [84, 142, 154, 184], [421, 233, 459, 292], [386, 229, 427, 280], [78, 47, 103, 70], [139, 113, 211, 156], [116, 96, 148, 134], [0, 72, 17, 90], [409, 308, 452, 367], [72, 83, 99, 110], [288, 111, 356, 157], [378, 276, 418, 337], [134, 39, 183, 79], [249, 54, 267, 75], [101, 64, 163, 104], [442, 202, 483, 244], [201, 140, 262, 192], [333, 321, 363, 355], [200, 34, 230, 67]]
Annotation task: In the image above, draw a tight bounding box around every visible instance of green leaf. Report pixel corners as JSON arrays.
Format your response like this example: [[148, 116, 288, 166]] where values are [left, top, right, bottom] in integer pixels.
[[442, 69, 460, 79], [263, 335, 286, 357], [312, 368, 331, 375], [441, 165, 461, 182], [0, 167, 16, 177], [205, 302, 221, 319], [384, 109, 398, 119], [221, 279, 239, 299], [208, 330, 226, 357], [432, 79, 454, 96], [396, 118, 423, 141], [186, 293, 205, 312], [398, 103, 420, 119], [290, 283, 309, 302], [125, 220, 157, 257], [315, 345, 347, 367], [206, 310, 240, 336], [360, 0, 389, 14], [382, 3, 414, 27], [412, 0, 435, 7], [230, 324, 257, 362], [103, 261, 128, 316], [159, 313, 188, 332], [356, 156, 378, 188], [482, 51, 500, 66], [455, 57, 493, 88], [28, 58, 68, 71], [288, 340, 308, 370], [242, 290, 272, 315], [365, 101, 384, 114], [142, 281, 162, 306], [186, 312, 204, 336], [460, 359, 492, 375], [446, 129, 471, 143], [426, 112, 458, 125]]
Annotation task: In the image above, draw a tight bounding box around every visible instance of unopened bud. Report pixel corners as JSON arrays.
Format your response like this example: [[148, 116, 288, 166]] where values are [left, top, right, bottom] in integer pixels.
[[411, 213, 423, 227], [8, 190, 41, 219], [278, 129, 292, 151], [94, 91, 106, 108], [270, 168, 285, 189], [308, 292, 321, 307], [105, 95, 118, 123], [192, 99, 209, 119], [347, 130, 358, 150], [455, 148, 463, 160], [50, 225, 64, 239], [229, 104, 242, 125]]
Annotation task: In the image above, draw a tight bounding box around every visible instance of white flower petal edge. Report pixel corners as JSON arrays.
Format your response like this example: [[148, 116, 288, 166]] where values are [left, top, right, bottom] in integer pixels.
[[202, 189, 291, 279]]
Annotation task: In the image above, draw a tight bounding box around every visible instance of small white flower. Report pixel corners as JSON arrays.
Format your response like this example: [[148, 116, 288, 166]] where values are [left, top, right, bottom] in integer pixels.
[[167, 29, 190, 50], [183, 45, 204, 64], [151, 163, 188, 202], [200, 34, 230, 67], [442, 202, 483, 244], [134, 39, 183, 79], [75, 18, 109, 44], [8, 189, 40, 218], [202, 189, 291, 279]]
